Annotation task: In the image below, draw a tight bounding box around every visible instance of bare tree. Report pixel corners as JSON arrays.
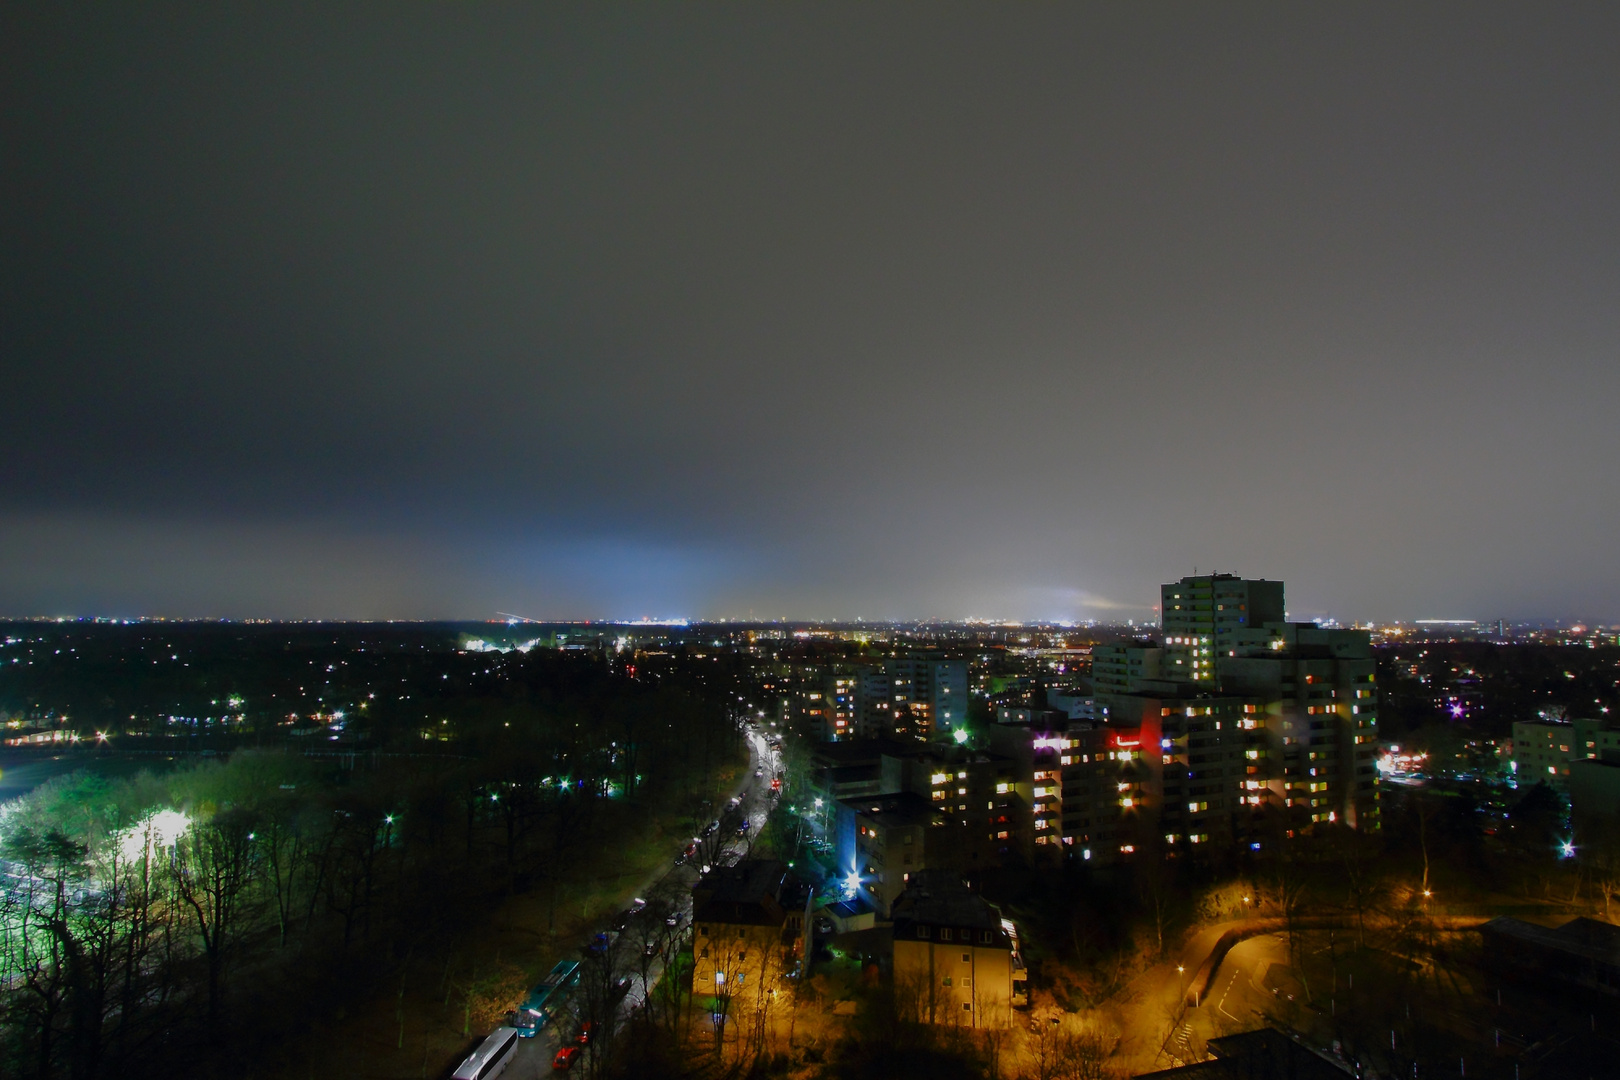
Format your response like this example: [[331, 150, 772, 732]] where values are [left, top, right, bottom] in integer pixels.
[[2, 827, 80, 1077], [171, 806, 258, 1026], [574, 933, 629, 1080]]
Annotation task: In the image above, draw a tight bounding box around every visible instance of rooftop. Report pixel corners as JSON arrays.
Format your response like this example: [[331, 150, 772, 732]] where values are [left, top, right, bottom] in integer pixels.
[[695, 858, 804, 905], [890, 870, 1006, 935], [840, 791, 942, 829], [1134, 1028, 1354, 1079]]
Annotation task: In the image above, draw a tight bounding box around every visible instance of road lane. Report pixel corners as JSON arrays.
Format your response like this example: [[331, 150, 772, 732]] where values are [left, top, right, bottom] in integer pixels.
[[499, 725, 781, 1075]]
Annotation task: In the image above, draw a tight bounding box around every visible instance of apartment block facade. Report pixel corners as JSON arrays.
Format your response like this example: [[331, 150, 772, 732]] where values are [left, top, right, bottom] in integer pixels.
[[1160, 574, 1284, 685], [995, 576, 1380, 864], [821, 656, 969, 742]]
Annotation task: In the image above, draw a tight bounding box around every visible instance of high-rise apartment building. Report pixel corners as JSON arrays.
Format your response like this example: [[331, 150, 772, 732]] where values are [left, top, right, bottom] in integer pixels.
[[824, 657, 969, 742], [1089, 643, 1163, 694], [1217, 622, 1380, 829], [888, 655, 970, 739], [854, 666, 894, 738], [1020, 574, 1379, 863], [1160, 574, 1284, 684], [824, 674, 858, 741]]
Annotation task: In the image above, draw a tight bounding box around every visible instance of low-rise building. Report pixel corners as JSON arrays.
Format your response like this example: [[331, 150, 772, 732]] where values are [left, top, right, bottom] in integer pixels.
[[1480, 916, 1620, 996], [1512, 720, 1580, 783], [691, 860, 810, 1004], [890, 871, 1025, 1027], [1512, 718, 1613, 786]]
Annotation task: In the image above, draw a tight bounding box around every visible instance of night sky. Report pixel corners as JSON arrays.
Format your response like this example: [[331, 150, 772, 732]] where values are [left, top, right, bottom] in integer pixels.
[[5, 5, 1620, 622]]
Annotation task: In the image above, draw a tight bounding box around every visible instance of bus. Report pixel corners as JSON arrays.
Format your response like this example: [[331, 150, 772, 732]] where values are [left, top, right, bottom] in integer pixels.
[[451, 1026, 518, 1080], [511, 960, 581, 1038]]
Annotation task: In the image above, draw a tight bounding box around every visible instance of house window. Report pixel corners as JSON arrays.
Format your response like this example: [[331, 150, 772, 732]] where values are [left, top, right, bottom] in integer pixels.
[[736, 973, 745, 985], [714, 972, 724, 985], [963, 1002, 972, 1011], [962, 953, 971, 963], [917, 926, 930, 939], [941, 928, 953, 941], [943, 976, 953, 986], [980, 931, 993, 944]]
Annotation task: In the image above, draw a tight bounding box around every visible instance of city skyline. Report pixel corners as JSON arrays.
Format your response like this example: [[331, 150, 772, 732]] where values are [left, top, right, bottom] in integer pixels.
[[7, 5, 1620, 622]]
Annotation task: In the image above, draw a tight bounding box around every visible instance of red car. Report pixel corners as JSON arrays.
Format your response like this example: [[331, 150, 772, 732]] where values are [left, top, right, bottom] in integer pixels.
[[553, 1044, 580, 1071], [576, 1021, 594, 1047]]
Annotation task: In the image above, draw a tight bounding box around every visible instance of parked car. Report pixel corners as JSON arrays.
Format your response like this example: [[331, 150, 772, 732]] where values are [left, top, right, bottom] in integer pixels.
[[665, 910, 685, 928], [576, 1022, 594, 1047], [552, 1045, 580, 1071]]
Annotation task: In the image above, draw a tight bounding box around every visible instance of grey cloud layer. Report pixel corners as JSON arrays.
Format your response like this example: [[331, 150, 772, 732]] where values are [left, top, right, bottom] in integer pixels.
[[4, 4, 1619, 619]]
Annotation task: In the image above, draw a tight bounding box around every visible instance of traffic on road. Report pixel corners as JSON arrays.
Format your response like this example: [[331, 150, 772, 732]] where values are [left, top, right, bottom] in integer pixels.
[[465, 718, 784, 1077]]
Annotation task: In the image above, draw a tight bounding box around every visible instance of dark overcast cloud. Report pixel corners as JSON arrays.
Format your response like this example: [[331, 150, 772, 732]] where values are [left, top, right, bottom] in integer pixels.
[[4, 3, 1620, 621]]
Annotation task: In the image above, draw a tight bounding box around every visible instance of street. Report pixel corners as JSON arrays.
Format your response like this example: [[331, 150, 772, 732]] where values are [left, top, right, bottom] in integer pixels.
[[502, 726, 780, 1076]]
